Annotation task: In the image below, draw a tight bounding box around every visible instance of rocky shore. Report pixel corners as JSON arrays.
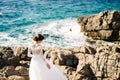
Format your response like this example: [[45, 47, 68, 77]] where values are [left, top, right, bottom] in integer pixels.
[[0, 10, 120, 80], [0, 45, 120, 80], [77, 10, 120, 41]]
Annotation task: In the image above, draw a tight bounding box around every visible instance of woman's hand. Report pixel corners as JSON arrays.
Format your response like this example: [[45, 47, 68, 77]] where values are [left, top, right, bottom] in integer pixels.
[[46, 63, 51, 69]]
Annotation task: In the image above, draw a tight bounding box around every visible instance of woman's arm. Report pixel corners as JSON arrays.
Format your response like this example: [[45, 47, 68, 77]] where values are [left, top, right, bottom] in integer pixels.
[[40, 49, 46, 62], [27, 47, 33, 57]]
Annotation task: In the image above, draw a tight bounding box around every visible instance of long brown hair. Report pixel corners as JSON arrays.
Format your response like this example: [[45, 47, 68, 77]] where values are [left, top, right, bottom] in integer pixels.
[[33, 34, 45, 41]]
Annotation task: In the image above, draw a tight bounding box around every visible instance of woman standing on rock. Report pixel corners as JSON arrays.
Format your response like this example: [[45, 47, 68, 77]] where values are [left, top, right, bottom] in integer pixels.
[[27, 34, 67, 80]]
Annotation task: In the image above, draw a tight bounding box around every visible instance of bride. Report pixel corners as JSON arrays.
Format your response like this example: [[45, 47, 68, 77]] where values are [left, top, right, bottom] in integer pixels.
[[27, 34, 68, 80]]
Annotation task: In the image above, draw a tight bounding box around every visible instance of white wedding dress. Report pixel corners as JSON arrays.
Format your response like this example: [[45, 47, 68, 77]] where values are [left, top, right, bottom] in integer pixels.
[[28, 44, 68, 80]]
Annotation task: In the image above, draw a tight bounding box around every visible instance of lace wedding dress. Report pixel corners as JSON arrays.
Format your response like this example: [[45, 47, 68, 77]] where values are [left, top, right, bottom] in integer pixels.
[[28, 44, 68, 80]]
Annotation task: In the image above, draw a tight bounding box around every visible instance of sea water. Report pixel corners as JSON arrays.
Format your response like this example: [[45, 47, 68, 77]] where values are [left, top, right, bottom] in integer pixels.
[[0, 0, 120, 48]]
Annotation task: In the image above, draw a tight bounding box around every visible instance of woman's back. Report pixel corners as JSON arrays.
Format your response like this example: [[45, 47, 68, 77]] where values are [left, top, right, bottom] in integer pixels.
[[30, 44, 43, 55]]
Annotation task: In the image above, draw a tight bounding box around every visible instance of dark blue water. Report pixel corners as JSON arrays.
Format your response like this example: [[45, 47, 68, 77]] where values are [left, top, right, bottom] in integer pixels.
[[0, 0, 120, 47]]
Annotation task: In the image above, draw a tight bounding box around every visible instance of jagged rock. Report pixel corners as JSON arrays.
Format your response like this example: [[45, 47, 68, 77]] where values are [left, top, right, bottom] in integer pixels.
[[94, 46, 120, 79], [19, 60, 30, 68], [112, 45, 120, 53], [12, 47, 29, 60], [74, 64, 96, 80], [8, 75, 25, 80], [15, 66, 28, 75], [15, 66, 29, 80], [0, 46, 119, 80], [79, 46, 96, 54], [0, 77, 7, 80], [0, 46, 20, 68], [3, 66, 18, 77], [78, 10, 120, 41], [69, 47, 81, 53]]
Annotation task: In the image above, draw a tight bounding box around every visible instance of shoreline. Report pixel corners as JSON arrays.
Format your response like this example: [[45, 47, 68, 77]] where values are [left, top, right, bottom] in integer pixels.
[[0, 39, 120, 49]]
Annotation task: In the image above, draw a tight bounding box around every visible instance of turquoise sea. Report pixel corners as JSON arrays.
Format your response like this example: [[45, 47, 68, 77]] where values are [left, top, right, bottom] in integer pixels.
[[0, 0, 120, 47]]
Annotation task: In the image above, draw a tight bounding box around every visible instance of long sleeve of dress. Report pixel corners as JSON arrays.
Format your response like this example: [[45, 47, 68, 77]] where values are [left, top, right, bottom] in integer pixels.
[[40, 46, 46, 61], [27, 47, 33, 57]]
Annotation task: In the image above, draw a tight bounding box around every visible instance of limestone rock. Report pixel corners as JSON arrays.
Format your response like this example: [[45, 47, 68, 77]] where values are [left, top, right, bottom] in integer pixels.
[[78, 10, 120, 41], [3, 66, 18, 77], [8, 75, 25, 80], [0, 77, 7, 80], [12, 47, 29, 60], [0, 46, 120, 80], [0, 46, 20, 68]]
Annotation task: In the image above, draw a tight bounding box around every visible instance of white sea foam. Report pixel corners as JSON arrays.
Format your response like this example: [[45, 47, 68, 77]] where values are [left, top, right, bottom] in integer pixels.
[[0, 12, 2, 16], [0, 18, 89, 47], [0, 18, 115, 48], [27, 18, 90, 48]]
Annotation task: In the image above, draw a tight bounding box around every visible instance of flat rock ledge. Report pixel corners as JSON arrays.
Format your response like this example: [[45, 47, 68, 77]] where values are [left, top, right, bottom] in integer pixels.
[[0, 45, 120, 80], [77, 10, 120, 41]]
